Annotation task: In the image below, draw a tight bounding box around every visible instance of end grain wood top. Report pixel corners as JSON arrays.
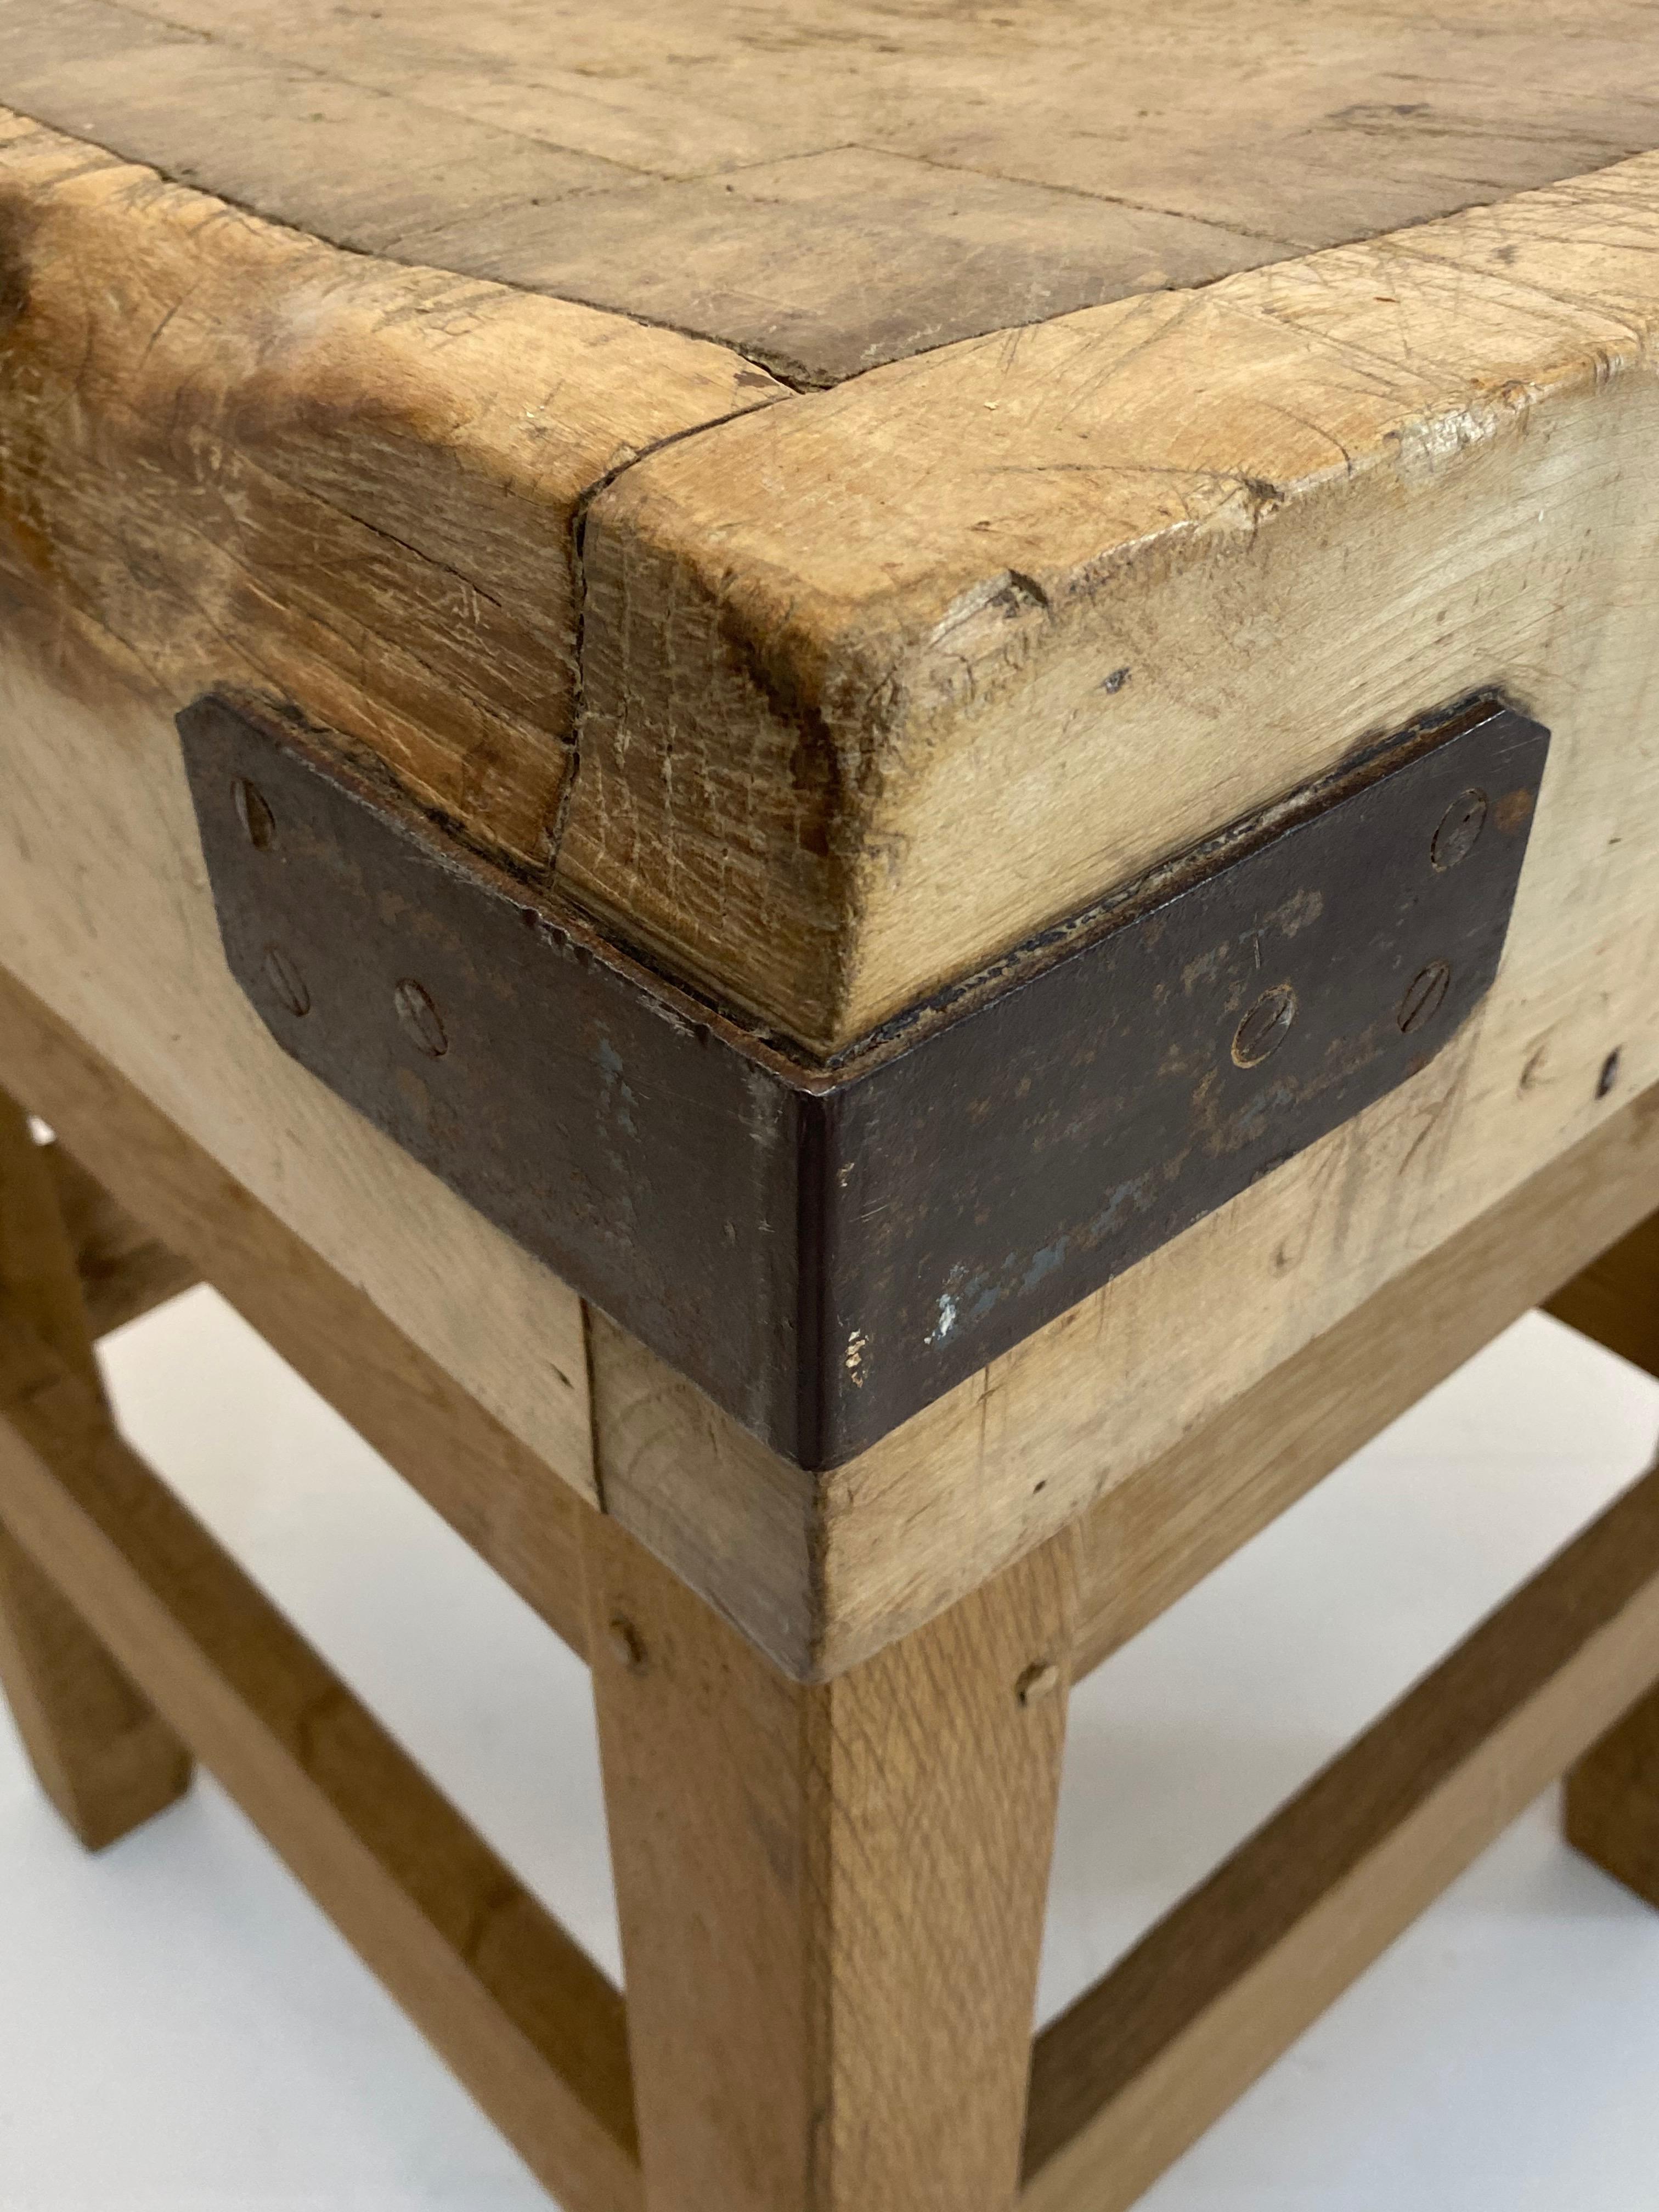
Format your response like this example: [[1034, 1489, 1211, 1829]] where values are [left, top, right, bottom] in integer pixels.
[[6, 2, 1659, 1053], [8, 0, 1659, 388]]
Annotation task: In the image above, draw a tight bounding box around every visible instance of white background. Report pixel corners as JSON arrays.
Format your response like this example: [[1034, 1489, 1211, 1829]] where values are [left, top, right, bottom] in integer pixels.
[[2, 1289, 1657, 2210]]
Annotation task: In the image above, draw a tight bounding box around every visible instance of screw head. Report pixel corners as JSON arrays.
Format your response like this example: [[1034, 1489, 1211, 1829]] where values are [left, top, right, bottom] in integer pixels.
[[606, 1616, 647, 1673], [1431, 788, 1487, 871], [1017, 1660, 1061, 1707], [393, 979, 448, 1058], [1397, 959, 1452, 1035], [233, 777, 275, 850], [1232, 983, 1297, 1069], [262, 944, 311, 1017]]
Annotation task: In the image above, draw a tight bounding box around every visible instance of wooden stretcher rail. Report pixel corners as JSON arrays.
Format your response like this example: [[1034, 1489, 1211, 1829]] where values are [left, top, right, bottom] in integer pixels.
[[0, 966, 591, 1660], [0, 1312, 641, 2212], [1021, 1457, 1659, 2211]]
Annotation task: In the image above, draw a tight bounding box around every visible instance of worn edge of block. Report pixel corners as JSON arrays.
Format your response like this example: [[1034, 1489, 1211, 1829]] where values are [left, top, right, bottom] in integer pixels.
[[0, 102, 787, 873], [561, 151, 1659, 1053]]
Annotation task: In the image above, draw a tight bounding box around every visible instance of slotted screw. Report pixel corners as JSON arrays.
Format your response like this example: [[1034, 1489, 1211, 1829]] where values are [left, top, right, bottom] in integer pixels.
[[233, 777, 275, 850], [1431, 788, 1487, 871], [1232, 983, 1297, 1069], [393, 979, 448, 1058], [1398, 960, 1452, 1034], [263, 945, 310, 1018]]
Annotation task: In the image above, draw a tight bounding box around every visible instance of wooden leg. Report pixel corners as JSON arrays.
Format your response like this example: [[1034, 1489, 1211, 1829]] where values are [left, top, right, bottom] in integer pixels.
[[1544, 1208, 1659, 1901], [1566, 1685, 1659, 1906], [1024, 1457, 1659, 2212], [0, 1088, 190, 1847], [586, 1515, 1077, 2212]]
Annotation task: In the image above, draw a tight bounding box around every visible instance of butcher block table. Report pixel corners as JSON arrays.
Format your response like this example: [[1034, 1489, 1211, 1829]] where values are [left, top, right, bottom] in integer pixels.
[[6, 2, 1659, 2205]]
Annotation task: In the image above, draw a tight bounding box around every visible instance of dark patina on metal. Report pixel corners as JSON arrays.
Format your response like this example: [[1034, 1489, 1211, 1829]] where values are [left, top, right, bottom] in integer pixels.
[[179, 690, 1548, 1469]]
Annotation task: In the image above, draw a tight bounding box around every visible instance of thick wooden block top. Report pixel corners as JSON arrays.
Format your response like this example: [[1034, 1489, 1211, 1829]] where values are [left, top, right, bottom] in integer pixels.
[[5, 1, 1659, 1054], [8, 0, 1658, 388], [7, 2, 1659, 1652]]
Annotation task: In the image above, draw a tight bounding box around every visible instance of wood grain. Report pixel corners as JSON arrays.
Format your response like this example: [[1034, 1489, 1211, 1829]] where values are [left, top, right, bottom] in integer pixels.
[[0, 962, 592, 1660], [0, 1307, 639, 2212], [0, 106, 780, 862], [588, 1513, 1077, 2212], [20, 960, 1656, 1701], [0, 556, 597, 1501], [8, 0, 1659, 382], [0, 1087, 191, 1846], [572, 157, 1659, 1673], [1544, 1208, 1659, 1914], [571, 154, 1659, 1047], [11, 62, 1659, 1699], [1023, 1455, 1659, 2212], [374, 146, 1283, 391], [0, 104, 770, 1494]]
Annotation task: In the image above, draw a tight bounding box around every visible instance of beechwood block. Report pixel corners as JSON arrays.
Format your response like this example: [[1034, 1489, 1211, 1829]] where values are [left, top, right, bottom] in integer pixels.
[[5, 95, 1659, 1684], [7, 15, 1659, 2212]]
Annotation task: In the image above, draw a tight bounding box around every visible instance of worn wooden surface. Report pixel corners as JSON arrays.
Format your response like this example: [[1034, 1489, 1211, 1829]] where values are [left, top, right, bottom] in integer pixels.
[[0, 105, 715, 1491], [0, 1088, 191, 1846], [5, 0, 1659, 385], [588, 1513, 1076, 2212], [8, 46, 1659, 1688], [0, 1308, 640, 2212], [574, 157, 1659, 1047], [0, 964, 591, 1659], [568, 155, 1659, 1669], [0, 112, 778, 865], [1024, 1455, 1659, 2212], [0, 502, 605, 1493], [9, 55, 1656, 1070]]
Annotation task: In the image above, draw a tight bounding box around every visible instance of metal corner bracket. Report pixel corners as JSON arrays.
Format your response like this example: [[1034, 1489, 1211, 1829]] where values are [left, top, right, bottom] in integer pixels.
[[178, 689, 1549, 1470]]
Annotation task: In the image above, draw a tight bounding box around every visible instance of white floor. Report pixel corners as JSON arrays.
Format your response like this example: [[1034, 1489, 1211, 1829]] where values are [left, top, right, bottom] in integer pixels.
[[2, 1292, 1658, 2211]]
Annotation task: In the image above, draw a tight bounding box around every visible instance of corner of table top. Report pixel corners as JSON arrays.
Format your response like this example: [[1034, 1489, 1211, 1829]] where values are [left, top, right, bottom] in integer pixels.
[[560, 152, 1659, 1058]]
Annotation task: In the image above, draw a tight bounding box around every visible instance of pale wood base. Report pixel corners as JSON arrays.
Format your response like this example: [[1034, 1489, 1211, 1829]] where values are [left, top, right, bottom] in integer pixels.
[[0, 1305, 640, 2212], [0, 1088, 192, 1849], [588, 1515, 1077, 2212], [1024, 1458, 1659, 2212], [0, 1519, 190, 1850], [1566, 1687, 1659, 1912], [2, 1036, 1659, 2210]]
